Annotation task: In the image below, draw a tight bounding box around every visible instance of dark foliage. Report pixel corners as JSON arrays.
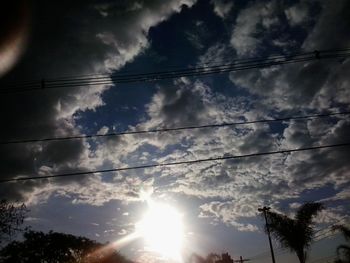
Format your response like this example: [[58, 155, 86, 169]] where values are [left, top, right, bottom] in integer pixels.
[[333, 225, 350, 263], [264, 202, 324, 263], [0, 230, 133, 263], [0, 199, 28, 246]]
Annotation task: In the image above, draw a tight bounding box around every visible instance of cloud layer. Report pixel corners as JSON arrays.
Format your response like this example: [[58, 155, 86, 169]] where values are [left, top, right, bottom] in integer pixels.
[[0, 0, 196, 202], [0, 0, 349, 236]]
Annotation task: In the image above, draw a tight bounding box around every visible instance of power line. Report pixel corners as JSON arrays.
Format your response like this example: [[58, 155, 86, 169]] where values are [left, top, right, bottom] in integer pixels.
[[1, 110, 349, 145], [2, 51, 315, 87], [1, 48, 350, 94], [315, 218, 348, 236], [10, 48, 350, 84], [4, 53, 346, 92], [0, 142, 349, 184], [3, 47, 350, 86], [8, 49, 319, 84]]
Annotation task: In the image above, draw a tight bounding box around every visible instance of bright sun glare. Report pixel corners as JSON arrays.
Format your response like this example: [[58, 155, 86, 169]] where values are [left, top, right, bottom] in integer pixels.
[[137, 200, 184, 261]]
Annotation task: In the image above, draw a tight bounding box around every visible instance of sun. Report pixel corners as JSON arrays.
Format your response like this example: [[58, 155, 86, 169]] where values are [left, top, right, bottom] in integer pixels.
[[137, 200, 184, 261]]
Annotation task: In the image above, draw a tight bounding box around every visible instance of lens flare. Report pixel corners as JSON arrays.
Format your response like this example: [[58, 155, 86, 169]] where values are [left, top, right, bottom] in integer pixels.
[[0, 1, 30, 77]]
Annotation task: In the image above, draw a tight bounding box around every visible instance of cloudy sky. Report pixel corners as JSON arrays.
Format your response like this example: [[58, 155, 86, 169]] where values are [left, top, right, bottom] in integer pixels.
[[0, 0, 350, 262]]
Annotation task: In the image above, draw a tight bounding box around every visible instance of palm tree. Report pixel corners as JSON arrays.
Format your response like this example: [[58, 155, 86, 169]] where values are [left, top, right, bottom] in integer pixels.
[[263, 202, 324, 263], [333, 225, 350, 263]]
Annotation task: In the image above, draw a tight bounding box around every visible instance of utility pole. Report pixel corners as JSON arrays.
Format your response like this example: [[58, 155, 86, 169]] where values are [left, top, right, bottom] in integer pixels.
[[258, 206, 276, 263]]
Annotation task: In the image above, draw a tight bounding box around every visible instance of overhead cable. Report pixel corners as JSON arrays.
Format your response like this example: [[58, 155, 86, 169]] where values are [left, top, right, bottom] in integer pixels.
[[1, 111, 349, 145], [1, 48, 350, 94], [0, 142, 349, 183]]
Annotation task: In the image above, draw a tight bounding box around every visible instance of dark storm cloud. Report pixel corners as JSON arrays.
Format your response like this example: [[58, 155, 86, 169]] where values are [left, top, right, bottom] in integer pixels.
[[230, 58, 349, 111], [153, 84, 209, 126], [303, 0, 350, 50], [283, 118, 350, 188], [0, 0, 196, 202]]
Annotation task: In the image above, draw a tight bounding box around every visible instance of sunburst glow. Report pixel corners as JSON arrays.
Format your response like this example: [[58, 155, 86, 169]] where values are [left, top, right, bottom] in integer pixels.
[[137, 200, 184, 261]]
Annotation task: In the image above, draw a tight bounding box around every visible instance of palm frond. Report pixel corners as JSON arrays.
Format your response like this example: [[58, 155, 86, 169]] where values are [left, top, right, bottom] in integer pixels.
[[295, 202, 324, 227], [266, 212, 296, 250], [333, 225, 350, 241], [263, 202, 324, 263], [336, 244, 350, 262]]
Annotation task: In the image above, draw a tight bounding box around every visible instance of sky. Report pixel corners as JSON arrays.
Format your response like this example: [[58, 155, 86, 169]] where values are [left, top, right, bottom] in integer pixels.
[[0, 0, 350, 262]]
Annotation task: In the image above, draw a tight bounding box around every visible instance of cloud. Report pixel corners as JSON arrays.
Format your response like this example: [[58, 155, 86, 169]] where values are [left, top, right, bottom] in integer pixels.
[[18, 174, 154, 207], [98, 61, 348, 231], [199, 200, 259, 232], [285, 2, 309, 26], [320, 188, 350, 203], [94, 0, 197, 70], [93, 72, 350, 233], [211, 0, 234, 19], [118, 229, 128, 236], [87, 0, 350, 233], [230, 1, 279, 56], [0, 0, 196, 203], [229, 57, 350, 112], [302, 0, 350, 50], [145, 98, 350, 230], [2, 0, 349, 236], [197, 43, 235, 67], [314, 206, 348, 225], [230, 0, 338, 56]]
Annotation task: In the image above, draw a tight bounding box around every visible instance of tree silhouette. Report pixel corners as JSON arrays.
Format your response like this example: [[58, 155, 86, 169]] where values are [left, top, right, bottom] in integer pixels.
[[333, 225, 350, 263], [0, 199, 28, 246], [0, 230, 133, 263], [264, 202, 324, 263]]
